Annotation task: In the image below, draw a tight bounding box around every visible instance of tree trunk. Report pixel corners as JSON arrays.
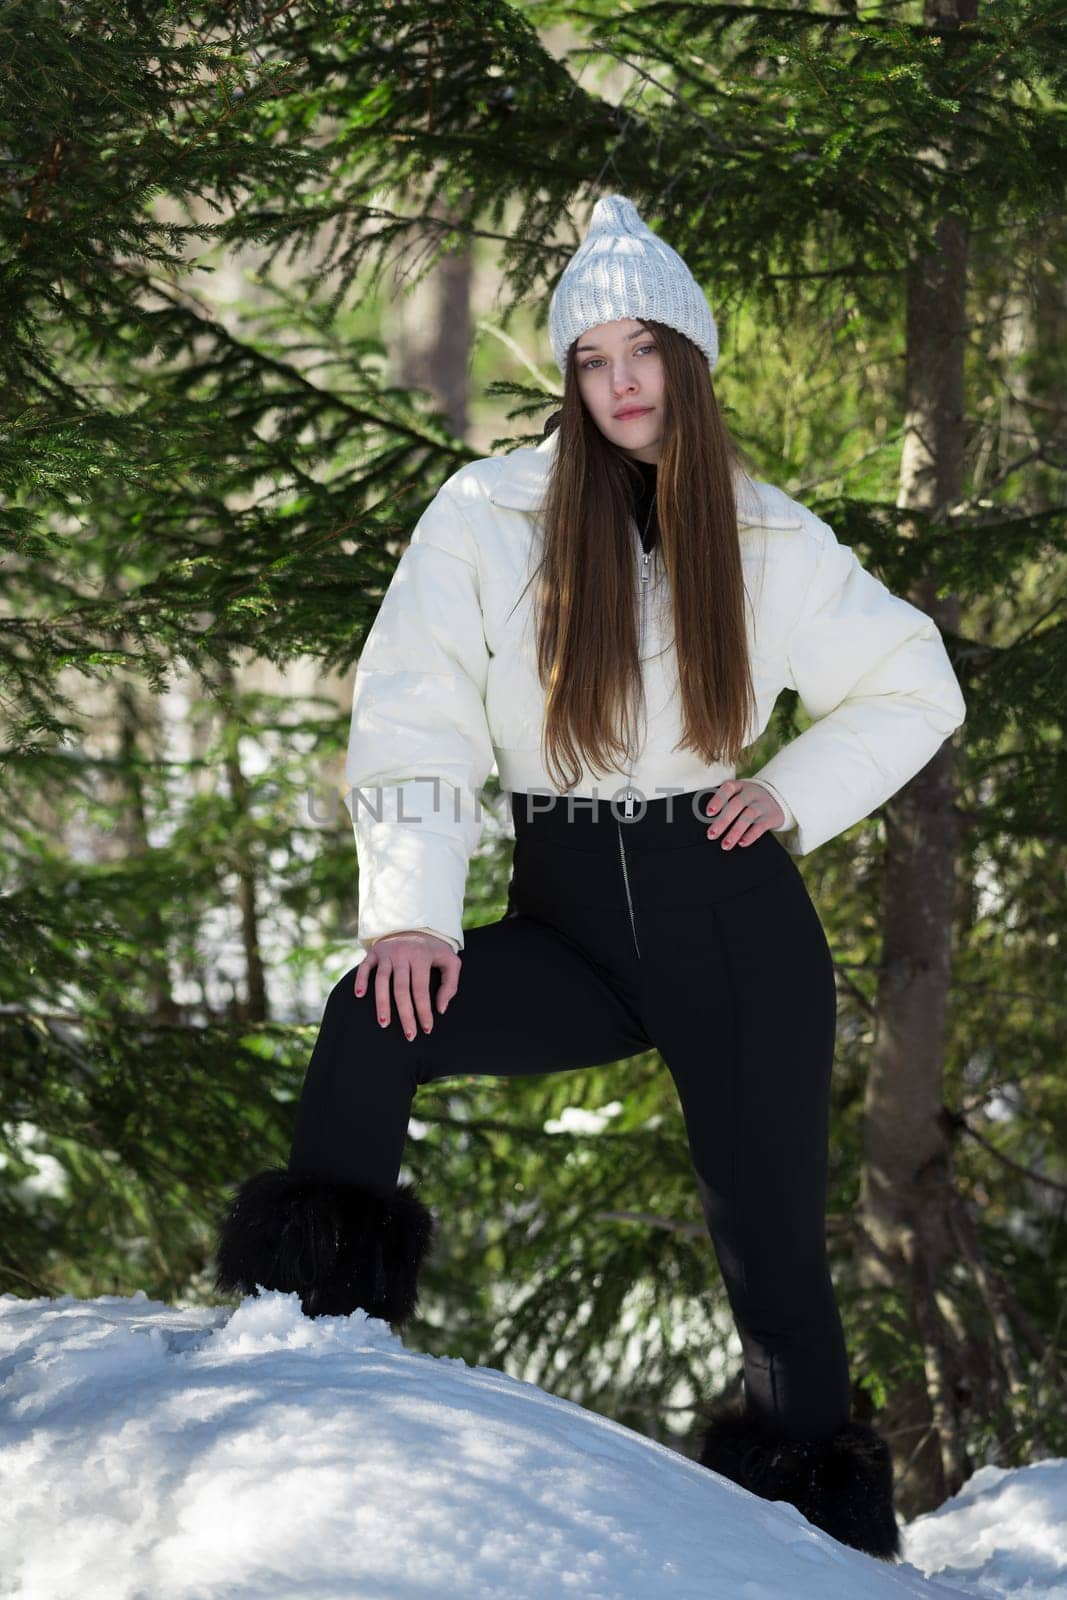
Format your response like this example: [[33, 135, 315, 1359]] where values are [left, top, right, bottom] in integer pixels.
[[388, 188, 473, 440], [113, 676, 181, 1024], [857, 0, 980, 1515], [215, 663, 269, 1024]]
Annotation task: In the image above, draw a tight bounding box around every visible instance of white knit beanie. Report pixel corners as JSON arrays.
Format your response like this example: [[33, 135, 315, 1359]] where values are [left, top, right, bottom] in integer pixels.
[[548, 194, 719, 377]]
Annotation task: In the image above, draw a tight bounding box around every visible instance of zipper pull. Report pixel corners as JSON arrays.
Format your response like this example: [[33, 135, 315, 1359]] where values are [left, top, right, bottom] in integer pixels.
[[624, 787, 635, 819], [640, 552, 651, 583]]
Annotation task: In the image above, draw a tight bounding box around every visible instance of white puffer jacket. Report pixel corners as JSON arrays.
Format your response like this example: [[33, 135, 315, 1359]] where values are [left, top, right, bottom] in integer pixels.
[[344, 428, 966, 954]]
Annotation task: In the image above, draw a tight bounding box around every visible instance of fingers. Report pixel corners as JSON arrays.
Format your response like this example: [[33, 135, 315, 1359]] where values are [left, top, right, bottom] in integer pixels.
[[435, 962, 460, 1015], [705, 779, 779, 848], [353, 941, 461, 1040], [353, 954, 390, 1029], [377, 955, 406, 1032], [349, 950, 402, 1029]]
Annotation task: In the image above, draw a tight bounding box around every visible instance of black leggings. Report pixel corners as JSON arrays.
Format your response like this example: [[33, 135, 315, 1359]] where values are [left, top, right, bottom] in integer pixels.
[[289, 786, 852, 1441]]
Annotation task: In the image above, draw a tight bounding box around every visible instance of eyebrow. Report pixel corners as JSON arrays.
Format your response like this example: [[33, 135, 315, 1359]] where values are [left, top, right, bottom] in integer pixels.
[[575, 328, 651, 354]]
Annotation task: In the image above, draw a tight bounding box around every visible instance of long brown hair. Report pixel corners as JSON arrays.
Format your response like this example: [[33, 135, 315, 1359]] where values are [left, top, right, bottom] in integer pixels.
[[535, 318, 759, 793]]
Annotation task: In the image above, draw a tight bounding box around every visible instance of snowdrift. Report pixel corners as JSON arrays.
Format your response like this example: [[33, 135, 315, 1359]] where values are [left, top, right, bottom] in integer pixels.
[[0, 1289, 1062, 1599]]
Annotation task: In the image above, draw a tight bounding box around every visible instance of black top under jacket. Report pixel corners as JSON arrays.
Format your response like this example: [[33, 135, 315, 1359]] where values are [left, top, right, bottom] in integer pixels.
[[631, 456, 658, 553]]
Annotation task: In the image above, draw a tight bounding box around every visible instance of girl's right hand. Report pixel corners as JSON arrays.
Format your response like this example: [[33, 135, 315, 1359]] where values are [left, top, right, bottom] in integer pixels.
[[354, 932, 461, 1042]]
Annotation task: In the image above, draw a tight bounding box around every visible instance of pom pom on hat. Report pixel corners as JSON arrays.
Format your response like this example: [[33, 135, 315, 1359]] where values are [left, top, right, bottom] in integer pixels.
[[548, 194, 719, 376]]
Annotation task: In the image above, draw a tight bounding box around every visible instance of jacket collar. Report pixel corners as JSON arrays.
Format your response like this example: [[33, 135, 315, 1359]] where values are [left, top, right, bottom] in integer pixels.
[[487, 426, 803, 531]]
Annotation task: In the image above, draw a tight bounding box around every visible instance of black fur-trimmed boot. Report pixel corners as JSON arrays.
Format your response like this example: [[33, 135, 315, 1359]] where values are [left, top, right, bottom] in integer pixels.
[[697, 1400, 902, 1562], [213, 1165, 436, 1325]]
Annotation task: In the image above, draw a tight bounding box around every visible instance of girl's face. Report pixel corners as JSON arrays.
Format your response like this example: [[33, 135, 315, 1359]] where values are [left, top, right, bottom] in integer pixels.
[[573, 317, 664, 464]]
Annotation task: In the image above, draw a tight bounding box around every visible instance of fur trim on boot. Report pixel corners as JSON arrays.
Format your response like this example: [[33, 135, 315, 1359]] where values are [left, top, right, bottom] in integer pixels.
[[698, 1403, 901, 1562], [697, 1403, 777, 1487], [213, 1165, 436, 1325]]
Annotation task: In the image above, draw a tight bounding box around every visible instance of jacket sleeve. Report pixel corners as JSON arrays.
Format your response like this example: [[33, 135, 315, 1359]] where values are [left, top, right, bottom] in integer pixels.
[[343, 476, 494, 954], [746, 515, 966, 856], [366, 927, 461, 956]]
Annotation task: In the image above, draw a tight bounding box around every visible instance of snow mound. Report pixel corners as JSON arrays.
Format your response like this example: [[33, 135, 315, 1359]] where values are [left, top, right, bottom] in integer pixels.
[[0, 1290, 1057, 1599]]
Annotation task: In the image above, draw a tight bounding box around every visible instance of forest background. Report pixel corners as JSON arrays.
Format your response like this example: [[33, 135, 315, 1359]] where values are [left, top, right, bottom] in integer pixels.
[[2, 0, 1064, 1524]]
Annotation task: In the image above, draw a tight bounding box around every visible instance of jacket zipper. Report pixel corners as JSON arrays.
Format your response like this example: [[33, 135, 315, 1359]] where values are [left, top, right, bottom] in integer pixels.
[[617, 545, 652, 959], [616, 823, 640, 959]]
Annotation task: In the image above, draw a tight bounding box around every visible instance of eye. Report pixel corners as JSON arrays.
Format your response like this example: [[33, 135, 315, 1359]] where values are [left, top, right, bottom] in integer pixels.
[[580, 343, 657, 371]]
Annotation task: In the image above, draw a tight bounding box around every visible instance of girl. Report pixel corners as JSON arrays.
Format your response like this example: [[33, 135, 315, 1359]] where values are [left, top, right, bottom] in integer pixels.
[[214, 196, 966, 1562]]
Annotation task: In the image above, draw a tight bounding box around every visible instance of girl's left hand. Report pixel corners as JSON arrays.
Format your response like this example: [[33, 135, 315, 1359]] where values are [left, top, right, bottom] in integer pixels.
[[706, 778, 785, 848]]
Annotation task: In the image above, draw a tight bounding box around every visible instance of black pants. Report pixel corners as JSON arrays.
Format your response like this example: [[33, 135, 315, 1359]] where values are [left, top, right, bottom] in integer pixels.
[[289, 786, 852, 1440]]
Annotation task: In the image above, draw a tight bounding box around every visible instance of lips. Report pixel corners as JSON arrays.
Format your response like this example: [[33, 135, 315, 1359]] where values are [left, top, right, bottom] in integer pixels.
[[614, 407, 651, 420]]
